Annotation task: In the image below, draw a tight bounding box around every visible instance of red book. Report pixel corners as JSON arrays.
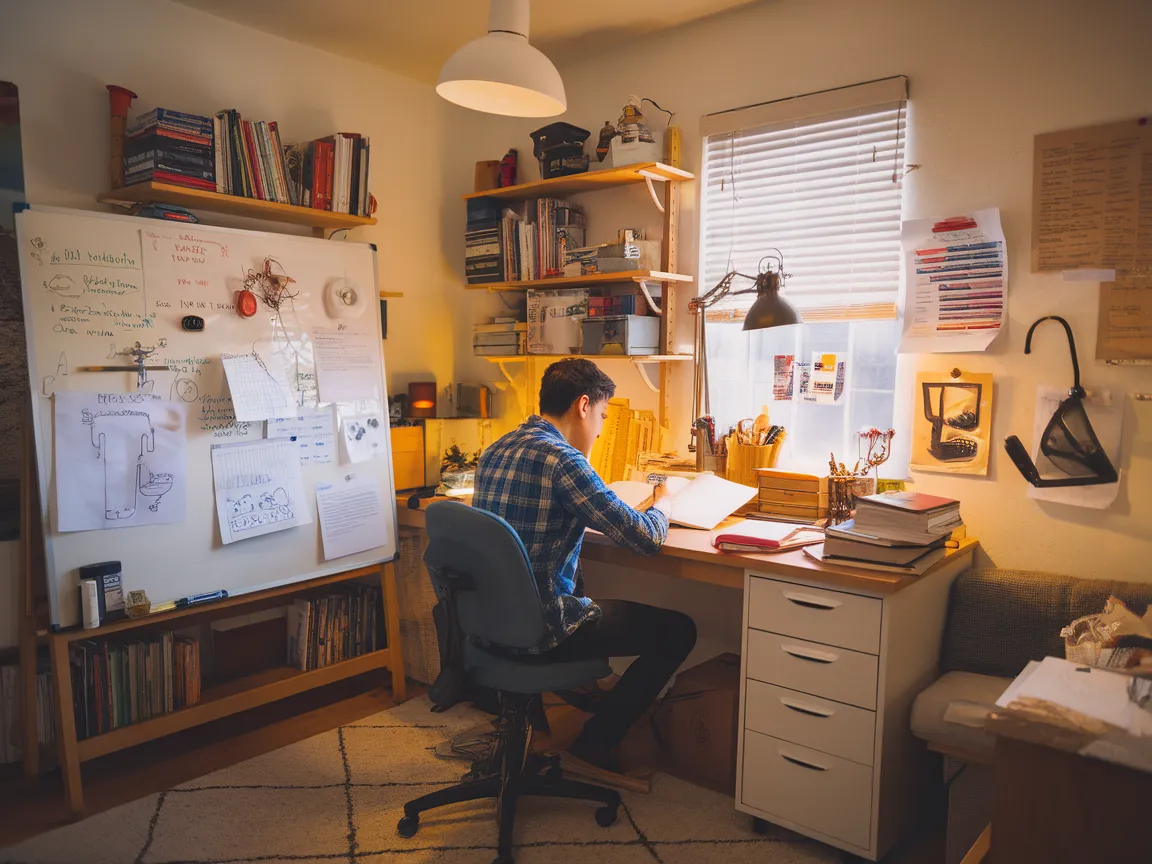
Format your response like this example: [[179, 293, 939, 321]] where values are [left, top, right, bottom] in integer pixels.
[[241, 120, 265, 200], [324, 141, 334, 212]]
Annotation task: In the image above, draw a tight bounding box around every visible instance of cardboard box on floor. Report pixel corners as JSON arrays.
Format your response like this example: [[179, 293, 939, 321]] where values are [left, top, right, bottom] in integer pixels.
[[651, 653, 741, 795]]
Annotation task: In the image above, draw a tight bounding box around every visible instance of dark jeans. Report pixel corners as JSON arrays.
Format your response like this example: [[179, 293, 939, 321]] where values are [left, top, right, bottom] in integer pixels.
[[542, 599, 697, 752]]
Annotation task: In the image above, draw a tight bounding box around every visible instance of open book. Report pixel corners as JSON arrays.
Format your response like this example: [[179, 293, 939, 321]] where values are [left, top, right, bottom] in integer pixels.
[[608, 474, 758, 531]]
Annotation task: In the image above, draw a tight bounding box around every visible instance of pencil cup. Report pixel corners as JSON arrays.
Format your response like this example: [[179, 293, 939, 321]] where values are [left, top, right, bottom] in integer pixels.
[[725, 434, 785, 487]]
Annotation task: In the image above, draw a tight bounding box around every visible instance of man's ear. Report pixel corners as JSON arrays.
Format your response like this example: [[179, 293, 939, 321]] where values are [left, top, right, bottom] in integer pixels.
[[576, 394, 591, 418]]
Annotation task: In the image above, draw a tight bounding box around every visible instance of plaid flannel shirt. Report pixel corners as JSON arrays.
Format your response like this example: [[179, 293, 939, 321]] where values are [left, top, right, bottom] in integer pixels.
[[473, 416, 669, 651]]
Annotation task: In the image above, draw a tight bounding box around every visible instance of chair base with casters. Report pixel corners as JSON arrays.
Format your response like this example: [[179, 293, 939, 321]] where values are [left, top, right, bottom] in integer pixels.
[[397, 689, 621, 864]]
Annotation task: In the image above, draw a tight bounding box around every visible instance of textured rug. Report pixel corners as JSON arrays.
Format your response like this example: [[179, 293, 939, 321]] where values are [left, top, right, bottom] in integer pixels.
[[0, 697, 841, 864]]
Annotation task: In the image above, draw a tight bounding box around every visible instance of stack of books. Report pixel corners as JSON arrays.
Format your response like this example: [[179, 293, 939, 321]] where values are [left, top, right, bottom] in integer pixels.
[[211, 109, 294, 204], [473, 318, 527, 356], [466, 197, 503, 284], [125, 107, 215, 191], [68, 632, 201, 739], [815, 491, 964, 575], [286, 584, 381, 672]]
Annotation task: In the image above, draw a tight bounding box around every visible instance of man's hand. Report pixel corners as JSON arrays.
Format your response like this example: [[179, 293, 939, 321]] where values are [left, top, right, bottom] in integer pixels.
[[652, 481, 674, 516]]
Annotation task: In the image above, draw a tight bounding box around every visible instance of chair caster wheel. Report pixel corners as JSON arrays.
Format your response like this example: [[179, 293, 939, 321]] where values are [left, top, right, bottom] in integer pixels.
[[595, 805, 618, 828], [397, 815, 419, 838], [751, 816, 770, 835]]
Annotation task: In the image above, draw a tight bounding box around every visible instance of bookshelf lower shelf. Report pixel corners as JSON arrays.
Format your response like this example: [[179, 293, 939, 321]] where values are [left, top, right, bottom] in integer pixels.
[[75, 648, 394, 762]]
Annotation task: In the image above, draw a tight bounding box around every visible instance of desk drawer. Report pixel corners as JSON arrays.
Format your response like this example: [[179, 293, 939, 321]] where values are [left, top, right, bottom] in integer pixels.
[[742, 729, 872, 850], [748, 576, 881, 654], [744, 679, 875, 766], [747, 629, 878, 710]]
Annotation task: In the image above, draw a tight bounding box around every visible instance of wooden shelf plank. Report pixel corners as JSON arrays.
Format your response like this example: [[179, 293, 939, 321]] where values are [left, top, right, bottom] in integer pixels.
[[97, 183, 377, 232], [466, 270, 692, 292], [480, 354, 693, 364], [53, 564, 383, 643], [76, 650, 393, 762], [463, 162, 694, 201]]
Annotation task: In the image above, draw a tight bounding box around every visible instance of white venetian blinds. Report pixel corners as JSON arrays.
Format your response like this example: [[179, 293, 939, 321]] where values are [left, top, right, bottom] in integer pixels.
[[699, 77, 908, 322]]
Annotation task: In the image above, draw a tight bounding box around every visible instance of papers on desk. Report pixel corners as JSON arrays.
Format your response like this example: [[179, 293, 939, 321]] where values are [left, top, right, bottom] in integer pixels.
[[996, 657, 1152, 738], [315, 473, 389, 560], [608, 474, 757, 530]]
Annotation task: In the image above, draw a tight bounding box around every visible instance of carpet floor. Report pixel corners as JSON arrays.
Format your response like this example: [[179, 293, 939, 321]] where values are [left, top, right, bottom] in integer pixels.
[[0, 697, 841, 864]]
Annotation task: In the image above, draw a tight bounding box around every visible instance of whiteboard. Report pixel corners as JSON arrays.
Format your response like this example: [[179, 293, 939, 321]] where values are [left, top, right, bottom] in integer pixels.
[[15, 206, 397, 628]]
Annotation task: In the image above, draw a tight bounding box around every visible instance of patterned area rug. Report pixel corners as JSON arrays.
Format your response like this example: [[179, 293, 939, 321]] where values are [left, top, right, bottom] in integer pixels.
[[0, 697, 841, 864]]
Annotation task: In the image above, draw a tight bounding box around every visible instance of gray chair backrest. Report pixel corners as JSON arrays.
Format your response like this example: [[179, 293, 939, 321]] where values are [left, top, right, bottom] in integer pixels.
[[423, 501, 547, 650]]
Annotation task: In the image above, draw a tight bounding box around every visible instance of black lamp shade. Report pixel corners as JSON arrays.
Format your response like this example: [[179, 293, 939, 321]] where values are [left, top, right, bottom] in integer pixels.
[[742, 291, 800, 331]]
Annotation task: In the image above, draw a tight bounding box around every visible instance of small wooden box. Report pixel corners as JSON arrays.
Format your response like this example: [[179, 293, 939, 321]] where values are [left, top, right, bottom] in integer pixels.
[[755, 470, 828, 521], [390, 426, 425, 491]]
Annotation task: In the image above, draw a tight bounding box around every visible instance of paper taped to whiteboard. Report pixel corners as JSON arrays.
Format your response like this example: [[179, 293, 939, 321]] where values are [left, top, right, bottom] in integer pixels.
[[211, 438, 311, 544]]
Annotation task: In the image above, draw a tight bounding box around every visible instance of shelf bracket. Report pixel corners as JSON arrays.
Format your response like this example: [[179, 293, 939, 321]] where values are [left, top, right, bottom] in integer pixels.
[[492, 360, 517, 388], [631, 359, 661, 393], [638, 170, 667, 213], [634, 279, 664, 315]]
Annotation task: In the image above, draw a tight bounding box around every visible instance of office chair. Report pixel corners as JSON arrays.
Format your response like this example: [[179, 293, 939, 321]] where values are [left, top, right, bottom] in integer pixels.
[[397, 501, 621, 864]]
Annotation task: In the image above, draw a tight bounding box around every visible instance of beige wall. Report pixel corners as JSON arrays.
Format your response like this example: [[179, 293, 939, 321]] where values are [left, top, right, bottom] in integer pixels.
[[450, 0, 1152, 583], [0, 0, 457, 645]]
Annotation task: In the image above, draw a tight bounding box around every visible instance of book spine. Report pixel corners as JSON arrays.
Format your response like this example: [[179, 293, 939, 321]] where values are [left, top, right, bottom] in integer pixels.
[[241, 120, 264, 200], [213, 114, 226, 193], [324, 142, 334, 212], [268, 121, 290, 205]]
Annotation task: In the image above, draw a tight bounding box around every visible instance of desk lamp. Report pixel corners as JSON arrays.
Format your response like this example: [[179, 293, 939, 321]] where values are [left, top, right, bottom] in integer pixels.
[[408, 382, 437, 419], [688, 251, 800, 430]]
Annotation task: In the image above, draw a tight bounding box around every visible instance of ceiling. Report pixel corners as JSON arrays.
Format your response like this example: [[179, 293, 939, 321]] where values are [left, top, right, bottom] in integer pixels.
[[173, 0, 761, 84]]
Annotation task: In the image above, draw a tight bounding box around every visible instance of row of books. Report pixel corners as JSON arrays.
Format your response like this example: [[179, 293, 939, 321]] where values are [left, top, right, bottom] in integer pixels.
[[68, 632, 201, 740], [816, 491, 964, 575], [286, 585, 382, 672], [465, 196, 586, 284], [473, 319, 527, 356], [0, 662, 54, 764], [123, 107, 373, 216]]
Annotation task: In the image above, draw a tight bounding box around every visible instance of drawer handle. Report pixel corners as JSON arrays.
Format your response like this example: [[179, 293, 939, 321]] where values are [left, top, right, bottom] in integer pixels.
[[782, 591, 841, 611], [779, 697, 835, 718], [779, 750, 830, 771], [781, 644, 839, 664]]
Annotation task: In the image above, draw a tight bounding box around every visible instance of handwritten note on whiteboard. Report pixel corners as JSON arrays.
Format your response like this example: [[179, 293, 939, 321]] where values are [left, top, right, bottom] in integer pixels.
[[211, 439, 311, 544], [221, 352, 296, 421], [312, 327, 381, 404], [315, 473, 389, 560], [266, 407, 336, 465]]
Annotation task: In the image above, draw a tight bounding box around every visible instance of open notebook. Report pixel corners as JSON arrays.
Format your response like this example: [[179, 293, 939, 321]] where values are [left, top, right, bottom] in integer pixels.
[[608, 474, 758, 531]]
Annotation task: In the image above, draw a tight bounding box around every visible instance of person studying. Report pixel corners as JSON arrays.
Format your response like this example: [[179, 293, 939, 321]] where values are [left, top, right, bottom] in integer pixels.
[[473, 358, 697, 786]]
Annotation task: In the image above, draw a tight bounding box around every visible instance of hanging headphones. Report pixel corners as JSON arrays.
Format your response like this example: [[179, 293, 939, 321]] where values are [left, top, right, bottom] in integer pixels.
[[323, 277, 367, 319]]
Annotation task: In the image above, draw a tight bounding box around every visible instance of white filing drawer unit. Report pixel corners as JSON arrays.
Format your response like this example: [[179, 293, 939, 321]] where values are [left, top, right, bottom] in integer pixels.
[[735, 554, 972, 861]]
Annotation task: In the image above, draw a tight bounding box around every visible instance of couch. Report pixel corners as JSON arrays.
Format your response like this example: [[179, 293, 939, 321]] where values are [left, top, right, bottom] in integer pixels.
[[910, 568, 1152, 863]]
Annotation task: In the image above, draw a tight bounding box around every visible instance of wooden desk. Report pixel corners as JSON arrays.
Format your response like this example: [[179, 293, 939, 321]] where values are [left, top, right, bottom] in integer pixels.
[[986, 707, 1152, 863]]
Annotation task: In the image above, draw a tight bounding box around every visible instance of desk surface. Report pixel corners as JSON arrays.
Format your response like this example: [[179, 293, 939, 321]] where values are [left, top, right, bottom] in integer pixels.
[[397, 498, 976, 598]]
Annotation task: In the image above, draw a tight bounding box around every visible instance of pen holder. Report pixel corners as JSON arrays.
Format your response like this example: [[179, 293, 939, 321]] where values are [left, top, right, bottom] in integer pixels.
[[725, 433, 785, 488]]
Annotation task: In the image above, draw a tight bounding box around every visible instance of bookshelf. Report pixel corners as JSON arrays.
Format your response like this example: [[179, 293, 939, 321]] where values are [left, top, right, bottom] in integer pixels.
[[467, 141, 696, 436], [463, 161, 693, 201], [97, 182, 377, 237], [466, 270, 692, 292]]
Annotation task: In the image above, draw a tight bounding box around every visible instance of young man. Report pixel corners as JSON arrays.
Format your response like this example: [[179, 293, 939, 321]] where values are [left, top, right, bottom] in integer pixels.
[[473, 358, 697, 780]]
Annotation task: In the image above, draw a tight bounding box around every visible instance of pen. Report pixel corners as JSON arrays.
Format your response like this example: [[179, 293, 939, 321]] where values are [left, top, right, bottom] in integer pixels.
[[175, 590, 229, 608]]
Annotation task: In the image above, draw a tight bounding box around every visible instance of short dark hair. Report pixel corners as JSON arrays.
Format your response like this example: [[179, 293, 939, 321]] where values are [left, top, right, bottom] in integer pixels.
[[539, 358, 616, 416]]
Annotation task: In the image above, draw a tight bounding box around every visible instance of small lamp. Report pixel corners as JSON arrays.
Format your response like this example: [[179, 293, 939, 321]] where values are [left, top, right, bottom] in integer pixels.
[[742, 266, 800, 331], [408, 382, 437, 419]]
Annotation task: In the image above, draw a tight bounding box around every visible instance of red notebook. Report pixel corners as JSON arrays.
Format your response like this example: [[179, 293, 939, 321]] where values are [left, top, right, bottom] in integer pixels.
[[712, 521, 824, 553]]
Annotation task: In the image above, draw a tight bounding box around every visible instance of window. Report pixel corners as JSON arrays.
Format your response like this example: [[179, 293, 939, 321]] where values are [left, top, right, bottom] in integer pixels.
[[698, 78, 907, 474]]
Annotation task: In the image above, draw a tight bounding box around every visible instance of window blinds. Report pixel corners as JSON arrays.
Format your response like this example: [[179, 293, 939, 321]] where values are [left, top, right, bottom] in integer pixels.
[[699, 79, 907, 321]]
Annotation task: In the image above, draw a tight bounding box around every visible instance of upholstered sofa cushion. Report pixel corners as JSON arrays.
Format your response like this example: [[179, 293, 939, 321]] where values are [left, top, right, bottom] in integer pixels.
[[940, 569, 1075, 678], [911, 671, 1013, 762]]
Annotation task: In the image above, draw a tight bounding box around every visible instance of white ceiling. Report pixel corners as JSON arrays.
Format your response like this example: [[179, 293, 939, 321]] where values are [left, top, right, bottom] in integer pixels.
[[172, 0, 761, 84]]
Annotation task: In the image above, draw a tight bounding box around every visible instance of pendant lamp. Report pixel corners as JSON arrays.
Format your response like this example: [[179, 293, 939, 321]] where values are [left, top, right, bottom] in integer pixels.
[[436, 0, 566, 118]]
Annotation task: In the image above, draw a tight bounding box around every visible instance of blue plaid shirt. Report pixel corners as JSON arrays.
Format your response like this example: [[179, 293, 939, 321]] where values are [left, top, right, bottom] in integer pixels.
[[473, 416, 669, 651]]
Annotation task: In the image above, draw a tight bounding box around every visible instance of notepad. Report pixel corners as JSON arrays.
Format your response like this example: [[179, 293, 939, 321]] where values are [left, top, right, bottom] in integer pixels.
[[609, 474, 757, 531]]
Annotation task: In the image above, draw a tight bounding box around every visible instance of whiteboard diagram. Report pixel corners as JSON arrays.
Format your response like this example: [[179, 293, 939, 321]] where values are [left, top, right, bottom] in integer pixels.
[[55, 391, 187, 532]]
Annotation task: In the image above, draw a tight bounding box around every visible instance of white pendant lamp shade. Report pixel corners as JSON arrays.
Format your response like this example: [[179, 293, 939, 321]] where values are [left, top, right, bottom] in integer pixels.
[[437, 0, 566, 118]]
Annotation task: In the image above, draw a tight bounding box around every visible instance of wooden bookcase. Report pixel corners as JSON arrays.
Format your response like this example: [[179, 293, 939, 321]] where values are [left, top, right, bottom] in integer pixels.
[[465, 154, 696, 436]]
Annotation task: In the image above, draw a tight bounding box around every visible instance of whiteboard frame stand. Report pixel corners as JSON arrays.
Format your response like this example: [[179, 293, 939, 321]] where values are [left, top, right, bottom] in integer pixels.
[[45, 560, 405, 815]]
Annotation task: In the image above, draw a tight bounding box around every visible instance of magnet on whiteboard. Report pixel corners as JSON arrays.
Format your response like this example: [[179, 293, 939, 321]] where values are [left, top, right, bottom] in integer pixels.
[[324, 278, 367, 318], [236, 289, 258, 318]]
